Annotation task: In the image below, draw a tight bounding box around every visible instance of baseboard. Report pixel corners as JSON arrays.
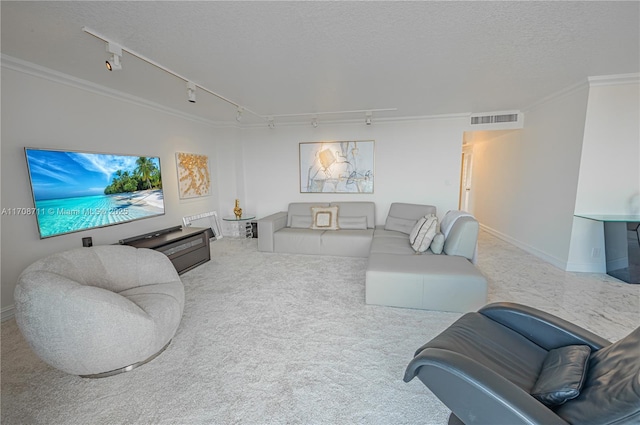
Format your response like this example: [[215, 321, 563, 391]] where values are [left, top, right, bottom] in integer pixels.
[[565, 262, 605, 273], [1, 305, 16, 322], [480, 224, 568, 270]]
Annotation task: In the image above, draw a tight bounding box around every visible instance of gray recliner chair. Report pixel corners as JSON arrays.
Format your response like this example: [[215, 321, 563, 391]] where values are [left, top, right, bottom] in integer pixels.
[[404, 302, 639, 425]]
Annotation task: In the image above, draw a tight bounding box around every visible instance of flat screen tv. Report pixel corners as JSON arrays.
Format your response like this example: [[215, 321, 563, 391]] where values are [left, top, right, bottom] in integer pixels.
[[24, 148, 165, 239]]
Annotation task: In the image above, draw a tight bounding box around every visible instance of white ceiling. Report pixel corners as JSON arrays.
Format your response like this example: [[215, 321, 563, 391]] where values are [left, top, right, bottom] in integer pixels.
[[2, 1, 639, 125]]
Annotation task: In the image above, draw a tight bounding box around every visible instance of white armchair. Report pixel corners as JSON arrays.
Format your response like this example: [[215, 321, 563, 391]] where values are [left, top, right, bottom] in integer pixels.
[[14, 245, 184, 377]]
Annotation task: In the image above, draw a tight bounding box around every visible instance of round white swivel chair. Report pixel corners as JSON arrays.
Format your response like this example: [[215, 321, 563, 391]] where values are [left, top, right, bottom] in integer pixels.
[[14, 245, 184, 378]]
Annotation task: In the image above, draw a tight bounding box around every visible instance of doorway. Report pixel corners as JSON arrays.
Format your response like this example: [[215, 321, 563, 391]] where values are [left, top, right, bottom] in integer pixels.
[[459, 146, 473, 212]]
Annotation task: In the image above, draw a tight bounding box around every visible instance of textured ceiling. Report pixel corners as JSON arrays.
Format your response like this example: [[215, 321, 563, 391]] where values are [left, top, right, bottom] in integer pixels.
[[2, 1, 639, 125]]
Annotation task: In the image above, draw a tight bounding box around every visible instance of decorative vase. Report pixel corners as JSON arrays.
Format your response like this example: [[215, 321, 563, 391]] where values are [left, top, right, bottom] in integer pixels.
[[233, 199, 243, 219]]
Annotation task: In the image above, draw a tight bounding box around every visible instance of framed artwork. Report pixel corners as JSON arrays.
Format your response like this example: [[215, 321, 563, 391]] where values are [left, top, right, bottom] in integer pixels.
[[176, 152, 211, 199], [299, 140, 374, 193]]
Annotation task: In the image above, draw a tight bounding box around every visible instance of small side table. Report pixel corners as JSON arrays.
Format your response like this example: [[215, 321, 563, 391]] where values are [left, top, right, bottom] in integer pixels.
[[222, 215, 256, 238]]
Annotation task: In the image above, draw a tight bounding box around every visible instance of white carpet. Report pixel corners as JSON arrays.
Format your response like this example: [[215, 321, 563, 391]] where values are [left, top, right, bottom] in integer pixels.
[[2, 239, 458, 424]]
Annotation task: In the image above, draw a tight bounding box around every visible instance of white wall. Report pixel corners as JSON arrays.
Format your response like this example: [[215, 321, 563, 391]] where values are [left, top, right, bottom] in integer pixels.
[[574, 79, 640, 215], [567, 78, 640, 271], [239, 117, 468, 224], [470, 84, 590, 268], [1, 67, 229, 316]]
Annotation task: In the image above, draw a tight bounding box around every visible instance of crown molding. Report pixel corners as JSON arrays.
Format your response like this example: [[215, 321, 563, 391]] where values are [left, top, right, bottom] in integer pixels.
[[523, 78, 590, 113], [588, 73, 640, 87], [523, 73, 640, 113], [1, 54, 237, 129], [240, 111, 471, 129]]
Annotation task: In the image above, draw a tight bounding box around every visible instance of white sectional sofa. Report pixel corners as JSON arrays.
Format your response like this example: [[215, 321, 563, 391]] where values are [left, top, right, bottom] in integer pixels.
[[366, 203, 487, 312], [257, 202, 376, 257], [258, 202, 487, 313]]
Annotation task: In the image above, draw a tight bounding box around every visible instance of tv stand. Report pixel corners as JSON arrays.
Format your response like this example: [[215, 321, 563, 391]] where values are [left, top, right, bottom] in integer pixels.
[[121, 226, 211, 274]]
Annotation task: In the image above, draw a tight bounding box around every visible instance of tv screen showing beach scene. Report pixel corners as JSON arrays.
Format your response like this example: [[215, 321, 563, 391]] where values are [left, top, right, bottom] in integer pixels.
[[24, 148, 165, 239]]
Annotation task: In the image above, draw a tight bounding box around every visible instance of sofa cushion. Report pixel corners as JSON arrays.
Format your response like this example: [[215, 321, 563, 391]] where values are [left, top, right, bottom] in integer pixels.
[[384, 216, 418, 235], [330, 202, 375, 229], [370, 235, 417, 255], [371, 227, 416, 255], [290, 215, 312, 229], [274, 228, 323, 255], [366, 254, 488, 313], [311, 206, 339, 230], [530, 345, 591, 406], [286, 202, 329, 227], [320, 229, 374, 257], [410, 215, 438, 253], [338, 216, 368, 230], [384, 203, 437, 234]]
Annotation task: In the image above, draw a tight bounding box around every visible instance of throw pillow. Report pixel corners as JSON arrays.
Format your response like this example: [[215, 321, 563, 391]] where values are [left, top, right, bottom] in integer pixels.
[[338, 216, 368, 230], [290, 215, 313, 229], [530, 345, 591, 407], [409, 214, 438, 253], [430, 233, 445, 254], [311, 206, 339, 230]]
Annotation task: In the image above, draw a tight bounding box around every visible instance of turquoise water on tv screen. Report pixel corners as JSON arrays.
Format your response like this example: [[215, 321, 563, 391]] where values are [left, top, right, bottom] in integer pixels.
[[34, 191, 164, 238]]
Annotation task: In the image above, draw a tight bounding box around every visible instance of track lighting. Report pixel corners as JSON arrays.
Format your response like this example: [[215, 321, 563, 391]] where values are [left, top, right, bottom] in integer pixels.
[[105, 42, 122, 71], [85, 27, 263, 119], [84, 27, 397, 124], [187, 81, 196, 103]]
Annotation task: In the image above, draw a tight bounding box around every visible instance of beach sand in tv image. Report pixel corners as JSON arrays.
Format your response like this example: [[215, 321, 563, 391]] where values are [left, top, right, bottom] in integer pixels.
[[24, 148, 165, 238]]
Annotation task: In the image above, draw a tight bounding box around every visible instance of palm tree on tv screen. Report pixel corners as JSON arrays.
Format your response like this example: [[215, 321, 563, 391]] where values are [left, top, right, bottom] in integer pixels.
[[135, 157, 157, 190]]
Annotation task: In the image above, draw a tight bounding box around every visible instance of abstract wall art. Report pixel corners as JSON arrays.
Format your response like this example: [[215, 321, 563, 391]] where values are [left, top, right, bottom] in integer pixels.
[[176, 152, 211, 199], [299, 140, 374, 193]]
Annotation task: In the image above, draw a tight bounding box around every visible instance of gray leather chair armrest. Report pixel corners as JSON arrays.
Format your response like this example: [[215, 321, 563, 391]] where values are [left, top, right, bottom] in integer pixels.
[[479, 302, 611, 351], [257, 212, 288, 252], [404, 348, 569, 425]]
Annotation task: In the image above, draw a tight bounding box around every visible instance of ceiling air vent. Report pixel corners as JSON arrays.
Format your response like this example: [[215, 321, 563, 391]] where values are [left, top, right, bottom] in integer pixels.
[[471, 113, 518, 125], [469, 111, 524, 129]]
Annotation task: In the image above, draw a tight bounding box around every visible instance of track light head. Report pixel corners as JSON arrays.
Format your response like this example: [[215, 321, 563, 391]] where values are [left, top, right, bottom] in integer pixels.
[[268, 117, 275, 129], [312, 117, 318, 128], [105, 42, 122, 71], [236, 107, 244, 122], [365, 112, 372, 125], [187, 81, 196, 103], [106, 54, 121, 71]]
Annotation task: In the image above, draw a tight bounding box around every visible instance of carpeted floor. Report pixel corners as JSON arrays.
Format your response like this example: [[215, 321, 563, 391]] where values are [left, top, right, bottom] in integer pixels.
[[2, 231, 638, 424], [2, 239, 458, 424]]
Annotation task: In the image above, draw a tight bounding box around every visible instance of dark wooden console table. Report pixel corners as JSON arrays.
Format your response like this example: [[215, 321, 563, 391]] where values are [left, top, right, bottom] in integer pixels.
[[121, 226, 211, 274]]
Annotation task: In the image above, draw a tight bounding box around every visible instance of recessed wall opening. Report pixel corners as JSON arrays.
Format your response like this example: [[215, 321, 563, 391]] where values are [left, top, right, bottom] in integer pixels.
[[459, 129, 523, 213]]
